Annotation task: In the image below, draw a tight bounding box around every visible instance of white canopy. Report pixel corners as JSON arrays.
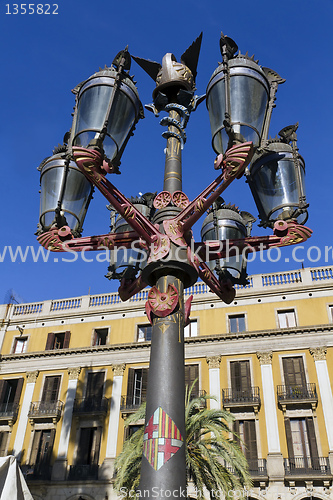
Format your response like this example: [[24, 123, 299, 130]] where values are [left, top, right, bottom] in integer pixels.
[[0, 456, 33, 500]]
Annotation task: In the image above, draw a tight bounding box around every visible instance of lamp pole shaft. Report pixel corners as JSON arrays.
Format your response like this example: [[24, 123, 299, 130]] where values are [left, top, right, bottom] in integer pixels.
[[139, 107, 187, 498]]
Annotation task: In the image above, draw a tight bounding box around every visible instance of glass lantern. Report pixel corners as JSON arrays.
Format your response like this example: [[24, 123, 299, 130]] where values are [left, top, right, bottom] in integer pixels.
[[247, 139, 308, 228], [70, 57, 143, 168], [38, 152, 93, 236], [201, 202, 255, 284]]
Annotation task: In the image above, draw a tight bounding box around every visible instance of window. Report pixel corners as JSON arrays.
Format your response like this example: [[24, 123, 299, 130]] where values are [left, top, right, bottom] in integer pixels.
[[92, 328, 108, 346], [230, 360, 251, 394], [0, 378, 24, 411], [126, 368, 148, 406], [234, 420, 257, 461], [13, 337, 28, 354], [228, 314, 246, 333], [45, 331, 71, 350], [185, 364, 199, 397], [282, 357, 306, 387], [137, 325, 152, 342], [41, 376, 61, 403], [277, 310, 296, 328], [29, 429, 55, 471], [75, 427, 102, 466], [329, 305, 333, 322], [184, 320, 197, 338], [86, 372, 105, 401], [285, 417, 318, 467]]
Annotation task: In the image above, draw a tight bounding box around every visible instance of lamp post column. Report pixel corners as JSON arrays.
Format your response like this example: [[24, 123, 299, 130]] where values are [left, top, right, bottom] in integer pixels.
[[139, 107, 188, 498]]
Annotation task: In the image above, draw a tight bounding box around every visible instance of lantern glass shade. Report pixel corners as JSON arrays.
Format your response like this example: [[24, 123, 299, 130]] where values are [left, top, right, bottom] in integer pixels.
[[109, 204, 150, 278], [206, 60, 270, 154], [39, 155, 93, 233], [201, 213, 247, 279], [249, 150, 307, 225], [72, 74, 142, 163]]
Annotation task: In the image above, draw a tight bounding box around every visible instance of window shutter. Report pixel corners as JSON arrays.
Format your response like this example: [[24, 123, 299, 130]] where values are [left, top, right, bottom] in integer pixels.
[[30, 430, 41, 465], [45, 333, 55, 350], [283, 357, 306, 387], [63, 331, 71, 349], [91, 427, 102, 465], [42, 376, 60, 402], [306, 417, 319, 459], [76, 427, 91, 465], [141, 369, 149, 401], [233, 420, 240, 445], [185, 365, 199, 397], [0, 380, 6, 405], [13, 378, 24, 405], [244, 420, 258, 460], [284, 418, 294, 459], [86, 372, 104, 400], [126, 369, 135, 403], [231, 361, 250, 393], [0, 432, 8, 457]]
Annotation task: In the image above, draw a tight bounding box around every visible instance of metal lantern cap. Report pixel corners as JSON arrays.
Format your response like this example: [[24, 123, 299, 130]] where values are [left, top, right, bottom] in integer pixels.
[[206, 54, 269, 96]]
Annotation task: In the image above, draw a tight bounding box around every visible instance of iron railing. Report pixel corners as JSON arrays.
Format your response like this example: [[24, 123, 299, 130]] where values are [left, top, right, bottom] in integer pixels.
[[120, 394, 146, 411], [25, 464, 52, 480], [222, 387, 260, 406], [68, 464, 98, 480], [284, 456, 330, 475], [73, 397, 109, 414], [121, 390, 207, 411], [28, 400, 63, 419], [277, 383, 317, 401], [0, 402, 19, 420], [247, 458, 267, 476]]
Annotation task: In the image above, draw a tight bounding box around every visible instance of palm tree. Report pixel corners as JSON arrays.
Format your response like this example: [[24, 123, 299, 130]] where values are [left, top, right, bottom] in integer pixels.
[[114, 385, 252, 498]]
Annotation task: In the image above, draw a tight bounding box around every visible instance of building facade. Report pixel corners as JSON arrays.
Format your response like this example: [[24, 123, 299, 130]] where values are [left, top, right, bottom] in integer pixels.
[[1, 265, 333, 500]]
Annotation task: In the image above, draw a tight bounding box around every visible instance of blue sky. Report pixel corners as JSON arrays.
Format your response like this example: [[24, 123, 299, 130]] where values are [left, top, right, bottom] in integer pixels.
[[1, 0, 332, 304]]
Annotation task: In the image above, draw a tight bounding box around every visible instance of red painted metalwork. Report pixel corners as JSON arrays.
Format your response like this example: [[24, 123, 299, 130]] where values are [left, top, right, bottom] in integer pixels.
[[146, 284, 179, 318], [37, 146, 312, 304]]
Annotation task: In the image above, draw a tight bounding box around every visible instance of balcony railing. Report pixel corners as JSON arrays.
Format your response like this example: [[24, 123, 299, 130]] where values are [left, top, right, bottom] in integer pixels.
[[28, 400, 63, 421], [120, 395, 146, 411], [222, 387, 260, 408], [0, 402, 19, 422], [247, 458, 267, 477], [284, 457, 331, 475], [277, 384, 318, 410], [73, 397, 109, 415], [68, 464, 98, 481], [24, 464, 52, 481]]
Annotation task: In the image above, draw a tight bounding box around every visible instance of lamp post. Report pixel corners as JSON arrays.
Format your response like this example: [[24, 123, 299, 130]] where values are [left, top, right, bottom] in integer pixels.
[[37, 32, 311, 498]]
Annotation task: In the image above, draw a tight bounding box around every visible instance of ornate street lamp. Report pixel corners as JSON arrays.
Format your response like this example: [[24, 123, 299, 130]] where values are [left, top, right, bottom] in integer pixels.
[[36, 31, 312, 499]]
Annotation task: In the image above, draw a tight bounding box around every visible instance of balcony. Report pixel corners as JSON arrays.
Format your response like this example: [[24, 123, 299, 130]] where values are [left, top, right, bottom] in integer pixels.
[[222, 387, 260, 412], [24, 464, 52, 481], [120, 395, 146, 417], [28, 400, 63, 424], [248, 458, 267, 479], [68, 464, 98, 481], [284, 457, 331, 478], [73, 397, 109, 418], [0, 402, 19, 426], [277, 383, 318, 411]]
